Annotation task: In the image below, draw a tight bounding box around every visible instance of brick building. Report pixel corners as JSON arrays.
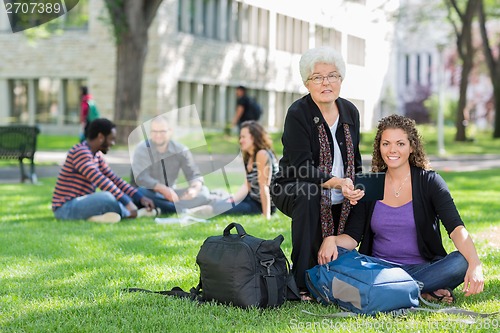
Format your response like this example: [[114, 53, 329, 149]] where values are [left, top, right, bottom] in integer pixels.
[[0, 0, 399, 134]]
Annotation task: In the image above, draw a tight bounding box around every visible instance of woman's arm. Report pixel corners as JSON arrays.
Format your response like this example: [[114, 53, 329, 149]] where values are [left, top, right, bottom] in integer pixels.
[[232, 181, 249, 203], [450, 226, 484, 296], [255, 150, 272, 219]]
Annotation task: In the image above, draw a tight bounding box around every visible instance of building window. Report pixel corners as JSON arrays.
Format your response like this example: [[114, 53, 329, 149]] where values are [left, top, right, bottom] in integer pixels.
[[177, 81, 273, 128], [347, 35, 365, 66], [276, 14, 309, 53], [177, 0, 269, 48], [7, 77, 85, 125], [315, 26, 342, 51], [257, 7, 270, 48], [36, 78, 59, 124], [8, 79, 29, 124], [64, 79, 86, 125]]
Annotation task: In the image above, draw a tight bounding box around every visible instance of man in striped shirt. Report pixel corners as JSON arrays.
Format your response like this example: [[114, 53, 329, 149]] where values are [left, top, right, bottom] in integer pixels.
[[52, 118, 156, 223]]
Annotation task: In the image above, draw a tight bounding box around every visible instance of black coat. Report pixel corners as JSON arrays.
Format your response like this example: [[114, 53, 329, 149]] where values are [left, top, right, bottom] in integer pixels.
[[274, 94, 363, 185]]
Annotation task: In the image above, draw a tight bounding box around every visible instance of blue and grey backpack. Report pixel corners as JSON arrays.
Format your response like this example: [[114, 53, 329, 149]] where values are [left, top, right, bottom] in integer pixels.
[[305, 249, 419, 315], [305, 249, 498, 318]]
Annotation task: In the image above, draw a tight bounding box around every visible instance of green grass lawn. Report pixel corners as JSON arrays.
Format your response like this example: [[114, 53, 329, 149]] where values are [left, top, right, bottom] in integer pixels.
[[1, 170, 499, 332], [34, 125, 500, 158]]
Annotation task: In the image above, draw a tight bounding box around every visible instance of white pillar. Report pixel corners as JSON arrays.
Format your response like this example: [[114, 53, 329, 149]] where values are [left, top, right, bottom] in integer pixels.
[[217, 0, 227, 40], [268, 9, 277, 50], [216, 85, 226, 127], [0, 79, 9, 123], [267, 90, 276, 130], [194, 0, 204, 35], [180, 0, 190, 32]]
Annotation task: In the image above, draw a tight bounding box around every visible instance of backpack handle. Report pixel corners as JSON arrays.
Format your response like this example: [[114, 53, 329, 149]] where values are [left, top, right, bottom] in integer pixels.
[[223, 222, 247, 237]]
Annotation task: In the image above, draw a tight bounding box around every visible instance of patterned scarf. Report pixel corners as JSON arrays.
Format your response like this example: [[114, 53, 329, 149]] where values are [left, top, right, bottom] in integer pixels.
[[317, 122, 355, 237]]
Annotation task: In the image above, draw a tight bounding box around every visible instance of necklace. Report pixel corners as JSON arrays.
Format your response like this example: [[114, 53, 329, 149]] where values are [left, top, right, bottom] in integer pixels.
[[390, 172, 411, 198]]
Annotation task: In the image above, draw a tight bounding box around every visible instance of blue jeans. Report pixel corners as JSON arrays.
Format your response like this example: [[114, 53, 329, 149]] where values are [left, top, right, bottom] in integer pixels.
[[400, 251, 468, 293], [54, 192, 128, 220], [354, 250, 468, 293], [136, 186, 211, 214], [211, 194, 275, 216]]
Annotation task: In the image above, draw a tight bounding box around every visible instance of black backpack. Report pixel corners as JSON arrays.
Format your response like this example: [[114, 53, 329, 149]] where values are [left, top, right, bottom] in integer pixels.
[[247, 98, 262, 121], [125, 223, 299, 308], [196, 222, 298, 308]]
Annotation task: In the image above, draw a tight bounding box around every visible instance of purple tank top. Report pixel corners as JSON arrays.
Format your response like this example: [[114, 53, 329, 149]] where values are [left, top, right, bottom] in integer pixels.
[[371, 201, 427, 265]]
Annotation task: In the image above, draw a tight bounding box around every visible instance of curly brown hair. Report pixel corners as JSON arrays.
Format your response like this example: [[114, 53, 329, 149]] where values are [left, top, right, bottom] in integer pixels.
[[240, 120, 276, 164], [371, 114, 430, 172]]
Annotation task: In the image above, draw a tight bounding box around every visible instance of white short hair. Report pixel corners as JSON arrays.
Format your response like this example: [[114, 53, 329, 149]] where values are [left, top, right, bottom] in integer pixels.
[[299, 46, 346, 83]]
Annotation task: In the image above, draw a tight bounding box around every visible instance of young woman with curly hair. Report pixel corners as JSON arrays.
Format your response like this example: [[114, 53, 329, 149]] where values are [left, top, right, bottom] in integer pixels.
[[343, 114, 484, 304]]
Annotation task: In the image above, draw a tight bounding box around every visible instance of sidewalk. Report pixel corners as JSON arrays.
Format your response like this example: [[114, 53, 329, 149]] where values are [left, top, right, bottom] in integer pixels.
[[1, 150, 500, 183]]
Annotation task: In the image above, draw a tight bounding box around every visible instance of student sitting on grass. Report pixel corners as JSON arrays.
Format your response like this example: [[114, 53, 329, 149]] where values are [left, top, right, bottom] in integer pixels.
[[343, 114, 484, 303], [186, 121, 278, 220], [51, 118, 157, 224]]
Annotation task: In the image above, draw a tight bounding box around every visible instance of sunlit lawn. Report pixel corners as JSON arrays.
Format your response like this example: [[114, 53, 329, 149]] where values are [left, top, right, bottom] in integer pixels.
[[0, 168, 499, 332], [32, 125, 500, 158]]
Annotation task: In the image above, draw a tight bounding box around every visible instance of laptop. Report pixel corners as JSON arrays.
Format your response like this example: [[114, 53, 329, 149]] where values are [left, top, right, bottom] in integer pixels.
[[354, 172, 386, 202]]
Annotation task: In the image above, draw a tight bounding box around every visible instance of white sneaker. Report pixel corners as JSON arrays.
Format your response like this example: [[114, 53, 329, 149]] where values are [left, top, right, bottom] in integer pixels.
[[137, 207, 161, 218], [87, 212, 121, 224]]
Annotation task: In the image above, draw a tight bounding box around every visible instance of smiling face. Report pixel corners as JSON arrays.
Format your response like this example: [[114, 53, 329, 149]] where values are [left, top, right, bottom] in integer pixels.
[[239, 127, 254, 154], [305, 62, 342, 106], [379, 128, 414, 170], [98, 128, 116, 154]]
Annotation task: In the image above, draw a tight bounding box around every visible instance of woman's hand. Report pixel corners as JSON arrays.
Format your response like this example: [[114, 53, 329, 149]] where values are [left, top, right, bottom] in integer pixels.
[[463, 262, 484, 296], [340, 178, 364, 205], [450, 226, 485, 296], [318, 236, 338, 265]]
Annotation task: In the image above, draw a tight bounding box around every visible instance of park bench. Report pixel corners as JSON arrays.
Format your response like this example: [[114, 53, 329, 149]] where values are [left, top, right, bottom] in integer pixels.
[[0, 125, 40, 183]]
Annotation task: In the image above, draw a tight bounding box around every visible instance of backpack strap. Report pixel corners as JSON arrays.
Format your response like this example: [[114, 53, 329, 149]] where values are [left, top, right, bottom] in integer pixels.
[[124, 281, 203, 303], [261, 258, 279, 307], [413, 292, 500, 317]]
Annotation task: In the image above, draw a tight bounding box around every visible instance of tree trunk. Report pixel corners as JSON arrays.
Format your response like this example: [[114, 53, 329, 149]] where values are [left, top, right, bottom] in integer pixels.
[[494, 78, 500, 138], [478, 0, 500, 138], [446, 0, 481, 141], [104, 0, 163, 144], [455, 55, 473, 141], [114, 30, 148, 144]]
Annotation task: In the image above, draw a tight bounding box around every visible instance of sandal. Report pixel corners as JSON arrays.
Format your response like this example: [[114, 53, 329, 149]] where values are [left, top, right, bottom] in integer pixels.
[[423, 287, 455, 304]]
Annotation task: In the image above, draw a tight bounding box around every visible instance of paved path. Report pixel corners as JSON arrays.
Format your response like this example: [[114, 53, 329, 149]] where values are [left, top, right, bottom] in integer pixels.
[[1, 150, 500, 184]]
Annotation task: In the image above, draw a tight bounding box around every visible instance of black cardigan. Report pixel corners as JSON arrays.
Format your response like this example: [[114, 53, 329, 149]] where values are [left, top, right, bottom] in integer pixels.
[[274, 94, 362, 185], [344, 166, 465, 261]]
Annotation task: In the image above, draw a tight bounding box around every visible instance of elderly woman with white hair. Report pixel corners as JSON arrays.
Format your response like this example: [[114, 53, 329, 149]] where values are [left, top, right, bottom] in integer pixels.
[[271, 46, 365, 299]]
